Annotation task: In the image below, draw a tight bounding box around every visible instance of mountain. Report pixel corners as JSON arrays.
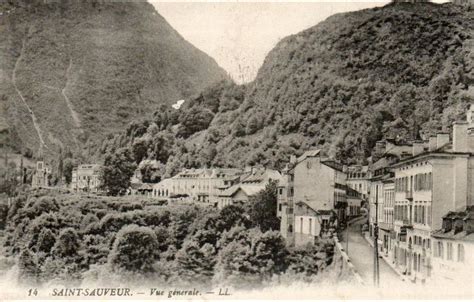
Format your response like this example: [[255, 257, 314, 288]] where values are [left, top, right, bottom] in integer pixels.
[[0, 0, 229, 159], [100, 2, 474, 178]]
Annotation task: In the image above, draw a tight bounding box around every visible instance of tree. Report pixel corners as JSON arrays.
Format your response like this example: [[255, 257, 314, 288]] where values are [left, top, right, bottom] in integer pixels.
[[36, 228, 56, 254], [108, 225, 159, 273], [214, 228, 288, 287], [18, 249, 39, 285], [248, 180, 280, 232], [63, 158, 75, 184], [52, 228, 80, 259], [100, 148, 137, 196], [173, 240, 216, 284], [217, 204, 251, 232]]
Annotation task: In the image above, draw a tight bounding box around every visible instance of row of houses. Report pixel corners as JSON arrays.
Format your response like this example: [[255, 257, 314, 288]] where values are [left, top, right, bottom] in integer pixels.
[[365, 105, 474, 286], [138, 166, 283, 209]]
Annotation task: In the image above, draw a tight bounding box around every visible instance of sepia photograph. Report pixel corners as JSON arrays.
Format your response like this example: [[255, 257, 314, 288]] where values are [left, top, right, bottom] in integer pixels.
[[0, 0, 473, 300]]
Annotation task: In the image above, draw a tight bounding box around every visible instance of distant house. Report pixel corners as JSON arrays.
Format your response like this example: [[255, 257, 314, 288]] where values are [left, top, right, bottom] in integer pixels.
[[129, 182, 154, 197], [31, 161, 51, 188], [151, 168, 245, 204], [216, 168, 282, 209], [70, 164, 102, 193]]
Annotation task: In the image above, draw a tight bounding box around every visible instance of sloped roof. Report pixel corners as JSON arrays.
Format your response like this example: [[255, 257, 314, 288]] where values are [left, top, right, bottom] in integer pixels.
[[296, 149, 321, 164], [218, 184, 265, 197]]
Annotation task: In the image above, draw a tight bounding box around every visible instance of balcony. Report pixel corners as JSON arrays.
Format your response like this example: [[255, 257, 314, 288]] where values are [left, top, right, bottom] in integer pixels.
[[402, 219, 413, 227]]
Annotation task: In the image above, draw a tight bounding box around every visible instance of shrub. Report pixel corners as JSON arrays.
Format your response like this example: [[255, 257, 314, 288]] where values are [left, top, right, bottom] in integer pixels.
[[108, 225, 159, 273]]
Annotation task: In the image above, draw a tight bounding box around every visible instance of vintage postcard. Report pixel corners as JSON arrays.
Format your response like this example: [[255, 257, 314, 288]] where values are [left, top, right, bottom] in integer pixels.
[[0, 0, 473, 300]]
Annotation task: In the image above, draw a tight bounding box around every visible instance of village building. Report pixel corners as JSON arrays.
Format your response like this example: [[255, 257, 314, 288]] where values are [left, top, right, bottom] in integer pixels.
[[389, 105, 474, 284], [216, 168, 282, 209], [367, 137, 418, 259], [346, 165, 370, 198], [430, 206, 474, 287], [346, 186, 363, 218], [152, 168, 244, 204], [70, 164, 102, 193], [31, 161, 51, 188], [278, 150, 347, 246]]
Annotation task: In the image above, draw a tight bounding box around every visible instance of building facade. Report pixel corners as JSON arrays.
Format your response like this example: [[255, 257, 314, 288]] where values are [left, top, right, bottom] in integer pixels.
[[31, 161, 51, 188], [279, 150, 347, 246], [430, 206, 474, 288], [70, 164, 102, 193], [152, 168, 245, 204], [389, 105, 474, 284], [346, 165, 370, 198]]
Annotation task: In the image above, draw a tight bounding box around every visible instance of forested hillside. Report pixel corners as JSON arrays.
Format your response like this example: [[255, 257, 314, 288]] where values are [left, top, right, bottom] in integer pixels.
[[0, 0, 228, 159], [100, 2, 474, 179]]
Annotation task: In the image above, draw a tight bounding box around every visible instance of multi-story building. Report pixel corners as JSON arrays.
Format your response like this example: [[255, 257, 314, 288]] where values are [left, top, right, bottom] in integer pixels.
[[368, 138, 416, 258], [31, 161, 51, 188], [430, 206, 473, 288], [152, 168, 244, 204], [346, 186, 363, 218], [390, 105, 474, 283], [217, 168, 281, 209], [346, 165, 371, 198], [70, 164, 102, 193], [278, 150, 347, 246]]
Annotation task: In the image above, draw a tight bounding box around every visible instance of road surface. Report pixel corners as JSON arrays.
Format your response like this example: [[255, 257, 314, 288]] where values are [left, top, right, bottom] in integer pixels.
[[341, 217, 406, 288]]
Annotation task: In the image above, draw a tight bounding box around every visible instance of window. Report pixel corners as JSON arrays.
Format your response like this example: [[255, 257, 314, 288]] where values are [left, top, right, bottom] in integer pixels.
[[457, 244, 465, 262], [447, 242, 453, 260], [278, 204, 282, 212], [309, 218, 312, 235], [438, 241, 444, 259], [279, 188, 283, 195], [300, 217, 303, 233]]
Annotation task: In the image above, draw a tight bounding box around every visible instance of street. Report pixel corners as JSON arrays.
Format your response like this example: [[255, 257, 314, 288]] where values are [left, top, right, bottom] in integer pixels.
[[342, 216, 406, 288]]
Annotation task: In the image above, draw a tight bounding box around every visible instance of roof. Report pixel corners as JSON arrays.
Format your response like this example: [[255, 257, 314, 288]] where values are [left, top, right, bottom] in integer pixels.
[[294, 201, 335, 217], [218, 184, 264, 197], [432, 206, 474, 242], [296, 150, 321, 164], [321, 160, 343, 172], [241, 168, 282, 184]]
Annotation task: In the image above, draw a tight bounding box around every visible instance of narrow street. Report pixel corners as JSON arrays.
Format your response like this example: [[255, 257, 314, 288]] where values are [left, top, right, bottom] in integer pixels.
[[341, 216, 406, 288]]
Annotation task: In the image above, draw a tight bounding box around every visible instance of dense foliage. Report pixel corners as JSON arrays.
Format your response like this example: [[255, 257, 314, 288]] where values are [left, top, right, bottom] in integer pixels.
[[0, 0, 228, 158], [2, 190, 334, 288], [99, 3, 474, 178]]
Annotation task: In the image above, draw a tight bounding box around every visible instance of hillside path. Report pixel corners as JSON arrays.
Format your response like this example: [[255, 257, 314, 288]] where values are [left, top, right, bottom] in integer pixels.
[[12, 38, 48, 151]]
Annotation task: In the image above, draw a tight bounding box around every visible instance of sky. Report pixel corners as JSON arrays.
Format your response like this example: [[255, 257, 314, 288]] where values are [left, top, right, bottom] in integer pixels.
[[151, 1, 388, 83]]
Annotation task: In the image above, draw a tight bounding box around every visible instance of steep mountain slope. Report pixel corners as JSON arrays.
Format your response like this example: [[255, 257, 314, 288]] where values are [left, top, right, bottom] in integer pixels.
[[0, 0, 229, 158], [103, 2, 474, 177]]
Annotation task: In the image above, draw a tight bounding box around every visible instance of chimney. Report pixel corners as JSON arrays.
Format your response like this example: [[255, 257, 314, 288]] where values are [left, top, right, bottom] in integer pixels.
[[454, 216, 464, 234], [412, 141, 425, 156], [453, 121, 469, 153], [436, 132, 450, 150], [429, 135, 437, 152], [464, 209, 474, 234], [442, 215, 453, 232]]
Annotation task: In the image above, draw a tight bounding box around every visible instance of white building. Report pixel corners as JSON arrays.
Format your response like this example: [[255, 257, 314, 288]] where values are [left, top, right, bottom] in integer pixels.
[[70, 164, 102, 193]]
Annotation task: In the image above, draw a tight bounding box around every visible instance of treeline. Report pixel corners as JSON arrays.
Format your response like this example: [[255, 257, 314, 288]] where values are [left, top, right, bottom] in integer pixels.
[[97, 3, 474, 184], [1, 184, 335, 288]]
